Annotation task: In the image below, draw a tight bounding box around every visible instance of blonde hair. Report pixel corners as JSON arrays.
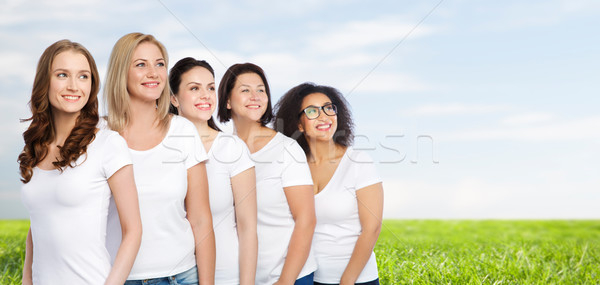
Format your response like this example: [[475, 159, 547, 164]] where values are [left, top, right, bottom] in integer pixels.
[[104, 32, 171, 132]]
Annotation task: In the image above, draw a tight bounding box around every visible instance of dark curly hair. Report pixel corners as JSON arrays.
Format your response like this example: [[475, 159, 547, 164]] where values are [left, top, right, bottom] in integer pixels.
[[169, 57, 221, 131], [217, 63, 273, 126], [274, 82, 354, 155], [18, 39, 100, 183]]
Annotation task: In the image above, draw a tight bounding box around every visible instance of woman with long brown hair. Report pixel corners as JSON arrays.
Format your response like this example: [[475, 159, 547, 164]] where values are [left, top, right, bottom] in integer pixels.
[[19, 39, 142, 284]]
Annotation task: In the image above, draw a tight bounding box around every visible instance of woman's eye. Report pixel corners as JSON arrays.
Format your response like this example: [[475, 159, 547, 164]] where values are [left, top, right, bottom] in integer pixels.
[[79, 74, 89, 79], [191, 87, 198, 91], [57, 73, 67, 78], [257, 89, 265, 93], [157, 62, 165, 67], [241, 89, 249, 93], [136, 62, 145, 67], [209, 86, 215, 91]]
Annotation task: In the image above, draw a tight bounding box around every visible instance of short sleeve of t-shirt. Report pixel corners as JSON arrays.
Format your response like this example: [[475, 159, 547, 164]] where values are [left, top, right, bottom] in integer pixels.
[[281, 138, 313, 188], [228, 136, 254, 177], [101, 131, 132, 179], [179, 117, 208, 169], [351, 150, 382, 191]]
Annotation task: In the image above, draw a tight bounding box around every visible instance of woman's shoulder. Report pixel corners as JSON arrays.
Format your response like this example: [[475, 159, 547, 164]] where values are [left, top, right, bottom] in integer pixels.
[[275, 131, 300, 147], [345, 147, 376, 164], [93, 127, 128, 151], [168, 115, 197, 133]]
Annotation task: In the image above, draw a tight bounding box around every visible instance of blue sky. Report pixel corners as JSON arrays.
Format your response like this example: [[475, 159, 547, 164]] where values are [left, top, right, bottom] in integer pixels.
[[1, 0, 599, 219]]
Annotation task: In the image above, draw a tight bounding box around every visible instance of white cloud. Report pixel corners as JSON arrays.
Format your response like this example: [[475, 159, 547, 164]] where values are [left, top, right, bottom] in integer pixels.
[[0, 0, 105, 26], [383, 177, 600, 219], [501, 112, 555, 126], [475, 0, 600, 31], [403, 103, 511, 117], [442, 115, 600, 142], [0, 52, 35, 84], [310, 17, 437, 54], [345, 72, 430, 94], [0, 97, 29, 156]]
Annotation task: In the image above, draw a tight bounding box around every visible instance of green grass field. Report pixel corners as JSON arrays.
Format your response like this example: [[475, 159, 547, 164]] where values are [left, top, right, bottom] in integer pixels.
[[1, 220, 599, 284]]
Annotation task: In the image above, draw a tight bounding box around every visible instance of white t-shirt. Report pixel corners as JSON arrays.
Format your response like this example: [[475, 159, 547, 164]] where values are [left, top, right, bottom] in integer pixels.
[[106, 115, 208, 279], [313, 147, 382, 283], [206, 132, 254, 284], [21, 128, 132, 284], [252, 132, 317, 285]]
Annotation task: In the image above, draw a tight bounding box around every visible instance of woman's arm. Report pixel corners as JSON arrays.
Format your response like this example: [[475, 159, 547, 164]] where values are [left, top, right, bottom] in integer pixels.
[[105, 165, 142, 285], [275, 185, 316, 285], [22, 228, 33, 285], [186, 162, 215, 285], [339, 182, 384, 285], [231, 167, 258, 285]]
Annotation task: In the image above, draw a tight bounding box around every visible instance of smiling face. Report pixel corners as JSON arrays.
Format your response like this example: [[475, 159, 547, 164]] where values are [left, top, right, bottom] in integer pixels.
[[228, 72, 269, 123], [127, 42, 167, 102], [48, 50, 92, 117], [172, 66, 216, 123], [299, 92, 338, 143]]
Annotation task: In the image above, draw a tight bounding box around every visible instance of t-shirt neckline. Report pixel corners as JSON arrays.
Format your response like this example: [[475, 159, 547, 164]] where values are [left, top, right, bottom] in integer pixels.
[[250, 131, 280, 156], [314, 147, 350, 197], [206, 131, 222, 156], [128, 115, 175, 153]]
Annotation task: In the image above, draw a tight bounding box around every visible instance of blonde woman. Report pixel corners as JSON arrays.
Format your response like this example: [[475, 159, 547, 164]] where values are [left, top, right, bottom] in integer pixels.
[[170, 57, 258, 285], [19, 39, 141, 284], [104, 33, 215, 284]]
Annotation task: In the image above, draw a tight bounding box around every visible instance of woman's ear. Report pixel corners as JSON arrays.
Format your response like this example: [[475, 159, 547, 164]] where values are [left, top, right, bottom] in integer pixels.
[[226, 99, 231, 110], [170, 95, 179, 108], [298, 122, 304, 133]]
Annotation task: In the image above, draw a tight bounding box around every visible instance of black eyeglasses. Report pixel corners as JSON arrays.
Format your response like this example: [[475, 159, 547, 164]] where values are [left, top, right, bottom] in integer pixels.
[[299, 103, 337, 120]]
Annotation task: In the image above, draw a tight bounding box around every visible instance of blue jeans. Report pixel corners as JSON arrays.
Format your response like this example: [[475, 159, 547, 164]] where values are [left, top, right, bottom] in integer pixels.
[[124, 266, 198, 285], [314, 278, 380, 285], [294, 272, 314, 285]]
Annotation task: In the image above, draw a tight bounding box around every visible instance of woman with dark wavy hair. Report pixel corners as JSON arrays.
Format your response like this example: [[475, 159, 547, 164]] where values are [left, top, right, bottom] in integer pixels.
[[18, 39, 142, 284], [217, 63, 317, 285], [275, 83, 384, 285], [169, 57, 257, 285]]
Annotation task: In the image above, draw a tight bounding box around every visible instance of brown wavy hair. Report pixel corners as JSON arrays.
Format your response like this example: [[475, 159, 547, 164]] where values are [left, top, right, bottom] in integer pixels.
[[18, 39, 100, 183]]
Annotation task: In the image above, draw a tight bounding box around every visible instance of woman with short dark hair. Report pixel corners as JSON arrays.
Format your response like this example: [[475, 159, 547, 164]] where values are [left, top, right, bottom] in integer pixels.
[[218, 63, 317, 285]]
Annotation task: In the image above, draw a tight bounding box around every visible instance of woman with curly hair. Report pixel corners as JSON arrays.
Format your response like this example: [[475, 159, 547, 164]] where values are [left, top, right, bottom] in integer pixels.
[[19, 39, 142, 284], [274, 83, 384, 285], [217, 63, 317, 285], [103, 33, 215, 284]]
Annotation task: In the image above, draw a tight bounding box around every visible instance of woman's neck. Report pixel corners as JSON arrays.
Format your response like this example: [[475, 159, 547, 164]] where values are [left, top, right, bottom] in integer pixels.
[[127, 98, 159, 131], [232, 116, 266, 143], [52, 111, 79, 146], [193, 119, 219, 143], [307, 139, 344, 164], [232, 116, 275, 153]]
